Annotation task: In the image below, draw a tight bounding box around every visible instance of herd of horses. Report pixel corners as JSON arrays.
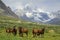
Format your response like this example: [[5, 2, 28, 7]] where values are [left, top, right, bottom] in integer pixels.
[[6, 26, 45, 37]]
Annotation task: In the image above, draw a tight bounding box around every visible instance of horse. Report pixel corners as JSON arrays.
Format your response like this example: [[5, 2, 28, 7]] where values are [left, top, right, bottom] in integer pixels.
[[18, 27, 28, 37], [32, 27, 45, 37], [6, 26, 17, 36], [6, 27, 12, 33]]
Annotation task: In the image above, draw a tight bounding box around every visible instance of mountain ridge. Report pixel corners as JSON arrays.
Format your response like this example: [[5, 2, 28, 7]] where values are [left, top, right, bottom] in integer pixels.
[[15, 4, 60, 25], [15, 4, 55, 23], [0, 0, 18, 18]]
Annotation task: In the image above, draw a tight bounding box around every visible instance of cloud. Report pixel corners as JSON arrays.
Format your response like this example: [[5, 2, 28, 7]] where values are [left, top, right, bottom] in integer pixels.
[[25, 12, 33, 18], [2, 0, 60, 12]]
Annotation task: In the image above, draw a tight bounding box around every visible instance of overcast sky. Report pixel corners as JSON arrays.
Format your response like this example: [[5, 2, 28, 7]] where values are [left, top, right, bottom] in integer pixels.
[[2, 0, 60, 12]]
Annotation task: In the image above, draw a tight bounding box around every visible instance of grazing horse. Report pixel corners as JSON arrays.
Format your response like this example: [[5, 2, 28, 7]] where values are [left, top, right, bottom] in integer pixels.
[[6, 27, 12, 33], [6, 26, 17, 36], [32, 27, 45, 37], [18, 27, 28, 37]]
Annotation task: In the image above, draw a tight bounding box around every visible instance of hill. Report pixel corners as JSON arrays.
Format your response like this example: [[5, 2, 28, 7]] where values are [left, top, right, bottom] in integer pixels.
[[0, 0, 18, 18]]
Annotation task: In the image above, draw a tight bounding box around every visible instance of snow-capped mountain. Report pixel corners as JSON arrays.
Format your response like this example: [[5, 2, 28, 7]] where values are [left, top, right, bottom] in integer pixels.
[[15, 4, 55, 23], [47, 10, 60, 25]]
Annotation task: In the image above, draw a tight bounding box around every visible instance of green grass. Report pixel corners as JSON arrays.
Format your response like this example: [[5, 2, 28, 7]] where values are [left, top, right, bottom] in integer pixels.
[[0, 27, 60, 40], [0, 15, 60, 40]]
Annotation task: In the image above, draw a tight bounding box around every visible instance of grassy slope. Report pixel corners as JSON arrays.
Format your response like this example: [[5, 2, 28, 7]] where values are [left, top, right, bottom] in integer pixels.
[[0, 15, 60, 40]]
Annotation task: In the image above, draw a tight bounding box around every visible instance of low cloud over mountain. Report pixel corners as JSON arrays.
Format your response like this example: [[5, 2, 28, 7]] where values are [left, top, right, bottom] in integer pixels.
[[47, 10, 60, 25], [15, 4, 55, 23]]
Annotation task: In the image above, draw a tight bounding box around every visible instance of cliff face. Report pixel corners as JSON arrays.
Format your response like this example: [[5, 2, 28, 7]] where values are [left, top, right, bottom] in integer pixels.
[[0, 0, 18, 18]]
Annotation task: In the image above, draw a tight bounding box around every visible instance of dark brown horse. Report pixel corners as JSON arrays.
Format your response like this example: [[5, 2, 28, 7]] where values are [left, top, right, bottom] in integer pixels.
[[6, 26, 17, 36], [6, 27, 12, 33], [32, 27, 45, 37], [18, 27, 28, 37]]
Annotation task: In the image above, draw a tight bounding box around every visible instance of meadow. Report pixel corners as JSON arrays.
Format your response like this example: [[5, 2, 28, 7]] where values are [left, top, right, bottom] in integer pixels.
[[0, 15, 60, 40]]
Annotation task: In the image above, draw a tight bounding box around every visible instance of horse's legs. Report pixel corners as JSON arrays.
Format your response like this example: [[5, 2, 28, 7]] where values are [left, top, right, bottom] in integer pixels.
[[12, 30, 17, 36], [41, 34, 44, 38], [26, 32, 28, 36], [21, 33, 23, 37], [19, 32, 21, 36], [37, 33, 40, 37], [33, 33, 36, 37], [19, 33, 23, 37], [13, 31, 17, 36]]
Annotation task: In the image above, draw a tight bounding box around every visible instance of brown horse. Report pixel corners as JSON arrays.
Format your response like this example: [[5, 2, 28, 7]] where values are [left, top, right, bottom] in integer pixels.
[[32, 27, 45, 37], [6, 27, 12, 33], [18, 27, 28, 37], [6, 26, 17, 36]]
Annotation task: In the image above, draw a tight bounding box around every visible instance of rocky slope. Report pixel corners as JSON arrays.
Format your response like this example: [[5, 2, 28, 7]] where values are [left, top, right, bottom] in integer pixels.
[[0, 0, 18, 18]]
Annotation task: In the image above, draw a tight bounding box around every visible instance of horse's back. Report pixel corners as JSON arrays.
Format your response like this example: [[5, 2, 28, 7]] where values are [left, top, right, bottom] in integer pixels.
[[32, 29, 39, 33], [21, 28, 28, 33]]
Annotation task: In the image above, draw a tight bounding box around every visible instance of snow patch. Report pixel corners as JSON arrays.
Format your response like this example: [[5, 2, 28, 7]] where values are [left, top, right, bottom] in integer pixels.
[[25, 12, 33, 18]]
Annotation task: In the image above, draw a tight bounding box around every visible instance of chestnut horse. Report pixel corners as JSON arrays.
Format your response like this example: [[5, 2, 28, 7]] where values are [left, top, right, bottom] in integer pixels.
[[32, 27, 45, 37], [18, 27, 28, 37]]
